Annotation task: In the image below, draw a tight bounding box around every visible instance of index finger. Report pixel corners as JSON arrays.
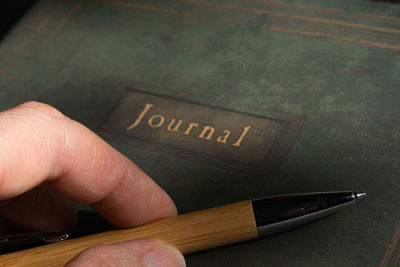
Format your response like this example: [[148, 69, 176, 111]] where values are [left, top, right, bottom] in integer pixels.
[[0, 102, 177, 227]]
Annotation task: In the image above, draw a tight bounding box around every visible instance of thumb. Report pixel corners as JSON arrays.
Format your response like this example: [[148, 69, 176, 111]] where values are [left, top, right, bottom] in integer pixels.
[[65, 239, 186, 267]]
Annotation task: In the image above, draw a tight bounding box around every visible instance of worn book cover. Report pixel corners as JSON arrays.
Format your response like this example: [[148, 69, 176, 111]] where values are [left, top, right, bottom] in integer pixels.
[[0, 0, 399, 266]]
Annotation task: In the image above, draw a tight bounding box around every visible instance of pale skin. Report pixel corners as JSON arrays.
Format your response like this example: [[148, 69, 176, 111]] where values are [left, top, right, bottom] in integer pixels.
[[0, 101, 185, 266]]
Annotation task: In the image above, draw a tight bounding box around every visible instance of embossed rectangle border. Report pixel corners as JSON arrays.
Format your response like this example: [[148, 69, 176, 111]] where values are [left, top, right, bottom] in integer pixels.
[[91, 81, 306, 176]]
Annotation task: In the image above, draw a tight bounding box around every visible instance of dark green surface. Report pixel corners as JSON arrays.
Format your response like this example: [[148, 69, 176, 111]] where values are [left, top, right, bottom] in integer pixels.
[[0, 0, 399, 266]]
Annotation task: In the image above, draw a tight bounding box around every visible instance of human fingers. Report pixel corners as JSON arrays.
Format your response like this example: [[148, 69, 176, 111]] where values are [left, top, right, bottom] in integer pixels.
[[0, 101, 177, 228], [65, 239, 185, 267]]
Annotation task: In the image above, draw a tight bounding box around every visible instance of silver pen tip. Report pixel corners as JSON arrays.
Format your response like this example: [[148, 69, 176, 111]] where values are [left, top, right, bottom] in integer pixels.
[[355, 192, 367, 200]]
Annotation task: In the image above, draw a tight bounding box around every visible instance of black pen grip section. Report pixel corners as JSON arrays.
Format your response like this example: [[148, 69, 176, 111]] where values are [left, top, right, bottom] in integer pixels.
[[252, 192, 354, 228]]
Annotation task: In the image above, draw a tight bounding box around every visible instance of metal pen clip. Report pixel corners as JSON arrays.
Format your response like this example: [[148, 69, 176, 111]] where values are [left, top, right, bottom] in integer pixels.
[[0, 232, 69, 253]]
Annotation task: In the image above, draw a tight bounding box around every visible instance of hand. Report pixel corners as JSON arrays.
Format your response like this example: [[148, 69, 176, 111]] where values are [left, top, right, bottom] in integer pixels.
[[0, 102, 185, 266]]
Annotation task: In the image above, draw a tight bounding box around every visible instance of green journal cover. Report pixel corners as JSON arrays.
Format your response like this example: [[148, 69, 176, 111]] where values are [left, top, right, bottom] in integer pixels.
[[0, 0, 399, 266]]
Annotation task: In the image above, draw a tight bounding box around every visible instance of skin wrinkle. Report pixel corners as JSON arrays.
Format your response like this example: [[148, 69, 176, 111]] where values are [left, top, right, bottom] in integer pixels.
[[44, 121, 68, 180], [74, 246, 115, 266], [22, 101, 65, 121], [46, 119, 123, 204], [62, 119, 129, 203], [0, 101, 177, 233], [123, 167, 152, 222], [48, 126, 72, 180], [104, 242, 139, 266], [89, 163, 174, 227], [67, 239, 185, 267], [46, 121, 86, 196], [0, 102, 67, 197], [66, 145, 129, 204], [0, 118, 24, 197], [149, 183, 158, 209], [90, 164, 133, 224], [89, 159, 130, 206], [0, 103, 84, 198], [85, 144, 120, 196], [0, 101, 185, 265], [40, 110, 79, 183]]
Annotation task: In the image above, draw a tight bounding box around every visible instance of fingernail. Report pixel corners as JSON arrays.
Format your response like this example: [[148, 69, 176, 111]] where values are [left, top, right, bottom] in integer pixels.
[[142, 242, 186, 267]]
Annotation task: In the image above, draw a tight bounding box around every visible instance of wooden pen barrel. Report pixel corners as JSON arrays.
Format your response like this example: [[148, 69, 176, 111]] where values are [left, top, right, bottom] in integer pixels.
[[0, 200, 258, 266]]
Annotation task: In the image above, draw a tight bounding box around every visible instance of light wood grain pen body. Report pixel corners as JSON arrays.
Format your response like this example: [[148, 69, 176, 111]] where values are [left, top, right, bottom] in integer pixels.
[[0, 200, 257, 266]]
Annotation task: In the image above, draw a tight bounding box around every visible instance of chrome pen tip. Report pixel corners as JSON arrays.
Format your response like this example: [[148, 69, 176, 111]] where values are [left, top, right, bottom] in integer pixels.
[[355, 192, 366, 201]]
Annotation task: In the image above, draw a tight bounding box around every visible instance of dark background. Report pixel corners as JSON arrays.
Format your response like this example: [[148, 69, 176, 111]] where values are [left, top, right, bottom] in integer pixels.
[[0, 0, 37, 40], [1, 0, 399, 40]]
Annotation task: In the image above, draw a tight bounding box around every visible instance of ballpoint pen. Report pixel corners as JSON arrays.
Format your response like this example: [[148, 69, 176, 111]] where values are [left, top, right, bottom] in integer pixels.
[[0, 191, 365, 266]]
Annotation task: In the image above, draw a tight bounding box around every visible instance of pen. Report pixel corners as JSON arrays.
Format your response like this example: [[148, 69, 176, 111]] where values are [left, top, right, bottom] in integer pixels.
[[0, 191, 365, 266]]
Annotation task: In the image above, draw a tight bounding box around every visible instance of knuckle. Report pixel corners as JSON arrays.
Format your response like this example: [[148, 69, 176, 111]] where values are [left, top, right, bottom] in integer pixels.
[[18, 101, 65, 120]]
